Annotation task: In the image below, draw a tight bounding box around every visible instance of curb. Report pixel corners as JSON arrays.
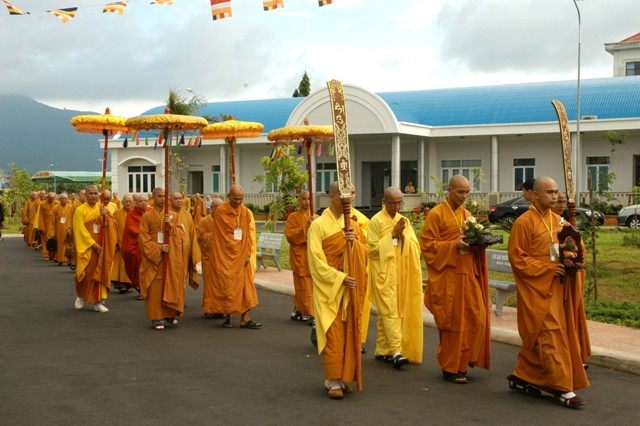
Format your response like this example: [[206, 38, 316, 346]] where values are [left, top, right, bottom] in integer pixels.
[[255, 280, 640, 376]]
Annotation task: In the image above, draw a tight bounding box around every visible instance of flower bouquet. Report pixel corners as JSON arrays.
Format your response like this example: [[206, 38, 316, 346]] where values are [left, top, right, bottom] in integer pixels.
[[462, 215, 503, 246]]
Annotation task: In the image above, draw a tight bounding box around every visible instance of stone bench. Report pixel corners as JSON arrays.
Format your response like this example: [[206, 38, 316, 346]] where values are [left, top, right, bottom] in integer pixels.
[[487, 249, 517, 316], [256, 232, 285, 271]]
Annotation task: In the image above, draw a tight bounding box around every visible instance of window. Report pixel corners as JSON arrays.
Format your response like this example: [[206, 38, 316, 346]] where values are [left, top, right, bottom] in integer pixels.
[[586, 156, 610, 191], [127, 165, 156, 194], [441, 159, 482, 191], [316, 163, 337, 193], [513, 158, 535, 190], [211, 165, 220, 193], [625, 61, 640, 76]]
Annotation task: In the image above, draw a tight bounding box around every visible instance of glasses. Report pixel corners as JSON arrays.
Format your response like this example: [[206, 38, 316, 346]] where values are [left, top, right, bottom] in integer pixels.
[[384, 200, 403, 206]]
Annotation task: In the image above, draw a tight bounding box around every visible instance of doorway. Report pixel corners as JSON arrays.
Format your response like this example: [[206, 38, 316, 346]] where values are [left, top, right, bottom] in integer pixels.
[[188, 171, 203, 194]]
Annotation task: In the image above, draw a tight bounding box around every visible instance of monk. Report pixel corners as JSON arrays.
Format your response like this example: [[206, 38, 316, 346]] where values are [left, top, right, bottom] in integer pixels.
[[51, 192, 73, 265], [368, 187, 423, 369], [112, 192, 123, 210], [110, 194, 134, 293], [196, 197, 225, 319], [139, 189, 200, 330], [284, 190, 317, 322], [182, 192, 191, 214], [552, 192, 591, 366], [421, 175, 491, 384], [191, 193, 207, 229], [39, 192, 59, 260], [67, 189, 86, 271], [72, 184, 117, 313], [122, 194, 150, 295], [21, 192, 38, 247], [205, 185, 260, 329], [507, 176, 589, 408], [307, 182, 369, 399], [349, 187, 371, 353]]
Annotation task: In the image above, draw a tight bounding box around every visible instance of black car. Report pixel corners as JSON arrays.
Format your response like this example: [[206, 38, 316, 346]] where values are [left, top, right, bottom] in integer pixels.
[[488, 197, 604, 226]]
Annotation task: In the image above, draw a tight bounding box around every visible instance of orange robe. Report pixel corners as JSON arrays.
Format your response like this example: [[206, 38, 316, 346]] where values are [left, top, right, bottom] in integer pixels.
[[39, 200, 58, 259], [121, 206, 148, 289], [421, 202, 491, 374], [508, 209, 589, 392], [138, 207, 200, 321], [308, 208, 369, 383], [110, 208, 131, 285], [67, 201, 84, 267], [284, 208, 315, 316], [205, 202, 257, 315], [566, 268, 592, 364], [197, 214, 219, 314], [52, 203, 73, 263], [73, 203, 117, 304], [191, 198, 206, 229], [22, 199, 38, 246]]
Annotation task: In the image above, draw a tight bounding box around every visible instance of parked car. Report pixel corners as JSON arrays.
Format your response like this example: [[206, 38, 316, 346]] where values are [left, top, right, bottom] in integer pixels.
[[617, 204, 640, 228], [488, 197, 604, 226]]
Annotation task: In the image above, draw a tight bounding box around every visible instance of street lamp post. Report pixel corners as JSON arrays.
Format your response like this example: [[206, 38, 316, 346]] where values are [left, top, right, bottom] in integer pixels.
[[573, 0, 582, 199]]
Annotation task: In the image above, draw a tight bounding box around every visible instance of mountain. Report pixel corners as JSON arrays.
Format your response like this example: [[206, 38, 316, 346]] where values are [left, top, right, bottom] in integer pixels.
[[0, 94, 108, 174]]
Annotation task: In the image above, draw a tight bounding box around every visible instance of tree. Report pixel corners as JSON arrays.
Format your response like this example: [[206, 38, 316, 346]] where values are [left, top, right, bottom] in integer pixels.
[[292, 71, 311, 97], [0, 163, 36, 224], [253, 144, 308, 231]]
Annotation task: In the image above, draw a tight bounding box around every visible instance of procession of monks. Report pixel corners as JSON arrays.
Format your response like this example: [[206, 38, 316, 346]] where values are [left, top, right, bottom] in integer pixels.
[[17, 175, 591, 406]]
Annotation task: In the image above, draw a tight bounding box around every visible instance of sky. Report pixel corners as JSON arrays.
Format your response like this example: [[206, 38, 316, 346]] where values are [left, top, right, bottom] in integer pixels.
[[1, 0, 639, 117]]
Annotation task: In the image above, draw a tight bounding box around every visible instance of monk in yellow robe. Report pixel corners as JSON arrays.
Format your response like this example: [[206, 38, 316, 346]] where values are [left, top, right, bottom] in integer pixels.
[[39, 192, 59, 260], [73, 185, 117, 313], [112, 192, 123, 210], [197, 197, 225, 318], [191, 193, 206, 229], [284, 190, 317, 321], [205, 185, 260, 328], [308, 182, 369, 399], [507, 176, 589, 408], [67, 189, 86, 270], [22, 192, 38, 247], [182, 192, 191, 214], [51, 192, 72, 265], [421, 175, 490, 384], [139, 189, 200, 330], [110, 194, 134, 293], [349, 188, 371, 351], [368, 187, 423, 368]]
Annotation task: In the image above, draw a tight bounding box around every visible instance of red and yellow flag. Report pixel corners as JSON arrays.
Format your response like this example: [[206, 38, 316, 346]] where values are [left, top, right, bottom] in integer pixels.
[[263, 0, 283, 11], [211, 0, 232, 20], [318, 0, 332, 7], [3, 0, 29, 15], [48, 7, 78, 23], [150, 0, 174, 5], [103, 1, 128, 15]]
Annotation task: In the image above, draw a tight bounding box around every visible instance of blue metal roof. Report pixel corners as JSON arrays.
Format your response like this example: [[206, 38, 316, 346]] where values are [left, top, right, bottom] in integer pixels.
[[142, 77, 640, 131]]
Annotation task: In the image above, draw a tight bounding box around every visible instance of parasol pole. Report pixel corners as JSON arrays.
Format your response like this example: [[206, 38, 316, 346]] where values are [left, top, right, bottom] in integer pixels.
[[305, 138, 314, 213], [163, 129, 171, 294], [229, 136, 237, 185], [327, 79, 362, 390]]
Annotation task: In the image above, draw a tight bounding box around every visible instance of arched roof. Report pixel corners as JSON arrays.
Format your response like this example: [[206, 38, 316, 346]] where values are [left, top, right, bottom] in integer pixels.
[[141, 76, 640, 132]]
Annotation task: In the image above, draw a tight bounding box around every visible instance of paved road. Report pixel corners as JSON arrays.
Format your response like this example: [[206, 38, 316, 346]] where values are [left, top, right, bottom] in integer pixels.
[[1, 236, 639, 425]]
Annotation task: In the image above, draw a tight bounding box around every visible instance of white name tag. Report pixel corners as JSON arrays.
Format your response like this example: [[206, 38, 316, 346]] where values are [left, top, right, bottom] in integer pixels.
[[93, 223, 100, 234], [550, 243, 559, 262], [393, 238, 398, 246], [234, 228, 243, 241], [157, 231, 165, 244], [60, 217, 66, 224]]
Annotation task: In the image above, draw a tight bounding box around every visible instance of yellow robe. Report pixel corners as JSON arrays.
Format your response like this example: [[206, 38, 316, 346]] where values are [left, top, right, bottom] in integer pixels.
[[421, 202, 491, 373], [351, 207, 371, 343], [508, 208, 589, 392], [52, 203, 72, 263], [138, 207, 201, 321], [22, 199, 38, 246], [197, 214, 218, 314], [110, 208, 131, 284], [284, 208, 315, 316], [368, 208, 424, 363], [39, 200, 58, 259]]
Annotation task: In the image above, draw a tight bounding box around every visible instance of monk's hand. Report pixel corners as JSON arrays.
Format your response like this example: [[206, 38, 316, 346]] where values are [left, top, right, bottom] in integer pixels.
[[343, 275, 356, 290], [555, 262, 566, 277], [100, 208, 107, 217], [92, 243, 102, 254], [392, 219, 406, 241], [344, 227, 356, 242], [455, 236, 469, 251], [245, 255, 250, 266], [161, 244, 169, 253], [164, 214, 173, 224]]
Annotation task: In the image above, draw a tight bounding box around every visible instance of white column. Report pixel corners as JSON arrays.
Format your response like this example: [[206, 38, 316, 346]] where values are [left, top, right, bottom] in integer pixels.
[[219, 144, 227, 194], [111, 146, 119, 194], [391, 134, 401, 188], [428, 140, 437, 192], [490, 135, 499, 192], [418, 138, 426, 192]]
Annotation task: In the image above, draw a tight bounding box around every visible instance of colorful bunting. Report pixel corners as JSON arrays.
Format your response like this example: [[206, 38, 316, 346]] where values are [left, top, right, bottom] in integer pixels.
[[135, 133, 140, 145], [48, 7, 78, 23], [103, 1, 128, 15], [150, 0, 174, 5], [3, 0, 29, 15], [316, 143, 322, 156], [211, 0, 232, 21], [197, 136, 202, 148], [123, 137, 128, 148], [318, 0, 332, 6], [263, 0, 284, 11], [179, 134, 185, 145]]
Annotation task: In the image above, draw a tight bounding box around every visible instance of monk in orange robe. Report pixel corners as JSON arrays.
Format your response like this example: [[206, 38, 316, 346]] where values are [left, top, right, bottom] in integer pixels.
[[39, 192, 59, 260], [308, 182, 369, 399], [197, 197, 225, 318], [191, 193, 206, 229], [139, 189, 200, 330], [204, 185, 260, 329], [284, 190, 317, 321], [51, 192, 73, 265], [122, 194, 150, 293], [110, 194, 134, 293], [73, 185, 117, 313], [507, 176, 589, 408], [421, 175, 490, 384], [22, 192, 38, 247], [112, 192, 123, 210]]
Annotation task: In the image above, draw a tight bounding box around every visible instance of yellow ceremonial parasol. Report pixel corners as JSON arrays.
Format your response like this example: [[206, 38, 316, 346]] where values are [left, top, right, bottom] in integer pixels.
[[70, 107, 128, 192], [200, 116, 264, 185], [267, 119, 333, 212], [126, 107, 208, 290]]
